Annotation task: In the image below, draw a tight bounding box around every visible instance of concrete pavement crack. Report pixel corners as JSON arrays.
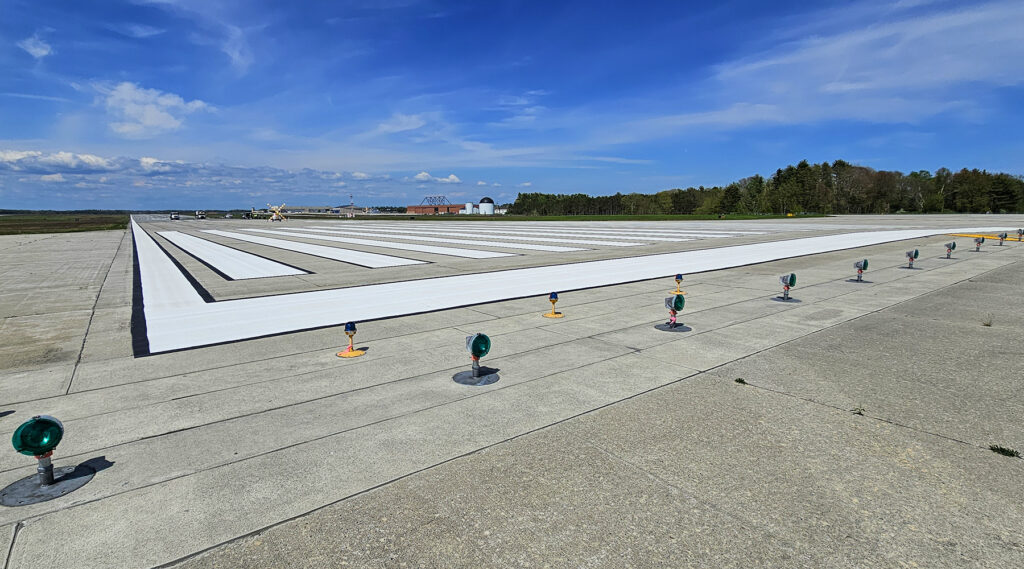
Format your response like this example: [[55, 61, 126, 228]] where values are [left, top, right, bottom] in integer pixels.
[[64, 229, 128, 395]]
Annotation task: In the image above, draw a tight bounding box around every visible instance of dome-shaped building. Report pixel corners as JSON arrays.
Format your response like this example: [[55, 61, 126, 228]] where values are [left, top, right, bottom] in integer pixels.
[[479, 196, 495, 215]]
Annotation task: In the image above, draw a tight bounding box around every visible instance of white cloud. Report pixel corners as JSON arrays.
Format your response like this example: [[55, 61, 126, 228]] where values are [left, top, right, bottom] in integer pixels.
[[369, 113, 427, 136], [99, 82, 211, 139], [219, 25, 253, 73], [110, 24, 166, 38], [351, 171, 371, 179], [492, 183, 502, 187], [17, 34, 52, 59], [335, 181, 347, 187], [139, 0, 253, 73], [609, 0, 1024, 142], [409, 171, 462, 183], [476, 181, 487, 186], [0, 150, 118, 172], [40, 173, 65, 182], [518, 181, 532, 187], [139, 156, 176, 172], [40, 151, 115, 170], [0, 150, 43, 164]]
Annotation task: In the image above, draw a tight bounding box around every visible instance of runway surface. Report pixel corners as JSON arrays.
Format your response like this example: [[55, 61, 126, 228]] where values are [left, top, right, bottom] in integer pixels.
[[133, 221, 1009, 353]]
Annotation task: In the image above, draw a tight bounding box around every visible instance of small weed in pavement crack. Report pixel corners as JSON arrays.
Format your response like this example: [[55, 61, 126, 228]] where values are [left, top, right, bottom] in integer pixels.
[[989, 445, 1021, 458]]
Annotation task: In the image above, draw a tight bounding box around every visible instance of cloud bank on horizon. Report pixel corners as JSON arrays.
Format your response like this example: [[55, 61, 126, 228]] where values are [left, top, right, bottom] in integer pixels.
[[1, 0, 1022, 209]]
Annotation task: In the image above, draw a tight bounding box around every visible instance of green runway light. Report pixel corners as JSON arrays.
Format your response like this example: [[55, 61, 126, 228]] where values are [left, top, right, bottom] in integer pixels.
[[12, 416, 64, 456], [466, 333, 491, 358]]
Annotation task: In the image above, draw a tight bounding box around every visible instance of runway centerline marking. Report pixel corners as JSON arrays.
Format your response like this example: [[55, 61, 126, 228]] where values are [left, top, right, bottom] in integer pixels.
[[131, 221, 1008, 354]]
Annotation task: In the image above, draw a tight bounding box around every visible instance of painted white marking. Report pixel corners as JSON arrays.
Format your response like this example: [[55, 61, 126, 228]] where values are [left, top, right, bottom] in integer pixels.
[[134, 223, 1010, 353], [309, 226, 646, 247], [342, 224, 691, 242], [201, 230, 424, 268], [132, 222, 207, 315], [158, 231, 306, 280], [356, 222, 767, 237], [273, 227, 586, 252], [238, 228, 514, 259]]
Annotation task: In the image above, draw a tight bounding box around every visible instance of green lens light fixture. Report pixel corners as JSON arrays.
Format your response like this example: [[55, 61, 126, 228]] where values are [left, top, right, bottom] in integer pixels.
[[454, 333, 499, 385], [2, 415, 97, 507], [12, 415, 63, 456]]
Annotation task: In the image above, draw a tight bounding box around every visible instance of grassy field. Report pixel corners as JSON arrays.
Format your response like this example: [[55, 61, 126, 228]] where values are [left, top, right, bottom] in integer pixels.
[[0, 214, 130, 235]]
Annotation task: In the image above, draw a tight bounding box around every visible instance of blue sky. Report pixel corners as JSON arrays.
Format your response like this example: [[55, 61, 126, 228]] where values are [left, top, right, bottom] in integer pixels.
[[2, 0, 1023, 209]]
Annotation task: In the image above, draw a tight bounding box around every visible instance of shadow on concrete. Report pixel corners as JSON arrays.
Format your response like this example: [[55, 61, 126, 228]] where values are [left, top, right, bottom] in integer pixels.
[[653, 324, 692, 333], [453, 368, 500, 386]]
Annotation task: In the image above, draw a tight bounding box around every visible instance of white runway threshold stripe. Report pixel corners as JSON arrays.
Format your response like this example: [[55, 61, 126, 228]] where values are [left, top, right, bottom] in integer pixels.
[[132, 221, 1010, 354], [275, 227, 587, 253], [310, 225, 647, 247], [200, 229, 424, 268], [238, 228, 515, 259], [343, 224, 692, 242], [351, 222, 766, 239], [157, 231, 307, 280]]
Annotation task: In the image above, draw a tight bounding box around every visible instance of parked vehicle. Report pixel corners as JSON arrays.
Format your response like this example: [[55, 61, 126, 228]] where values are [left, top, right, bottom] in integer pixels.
[[169, 212, 180, 220]]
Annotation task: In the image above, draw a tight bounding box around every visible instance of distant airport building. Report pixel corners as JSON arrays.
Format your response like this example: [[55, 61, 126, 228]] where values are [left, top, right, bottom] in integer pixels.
[[285, 205, 334, 214], [281, 205, 364, 215], [407, 195, 462, 215], [457, 196, 497, 215], [407, 195, 502, 215]]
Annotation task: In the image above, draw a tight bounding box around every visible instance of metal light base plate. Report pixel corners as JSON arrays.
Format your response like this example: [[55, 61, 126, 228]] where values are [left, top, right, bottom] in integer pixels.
[[654, 323, 692, 332], [542, 312, 564, 318], [772, 297, 801, 303], [846, 279, 872, 283], [1, 464, 95, 507], [453, 369, 500, 386]]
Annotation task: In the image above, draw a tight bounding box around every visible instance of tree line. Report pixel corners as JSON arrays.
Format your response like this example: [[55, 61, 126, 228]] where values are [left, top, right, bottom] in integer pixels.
[[508, 160, 1024, 216]]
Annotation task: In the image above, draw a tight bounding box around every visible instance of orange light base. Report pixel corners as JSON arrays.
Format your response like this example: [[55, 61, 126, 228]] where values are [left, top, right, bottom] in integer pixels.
[[337, 347, 366, 358], [542, 311, 564, 318]]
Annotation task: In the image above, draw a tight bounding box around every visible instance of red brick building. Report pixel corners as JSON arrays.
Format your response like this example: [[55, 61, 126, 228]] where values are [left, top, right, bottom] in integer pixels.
[[405, 204, 463, 215]]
